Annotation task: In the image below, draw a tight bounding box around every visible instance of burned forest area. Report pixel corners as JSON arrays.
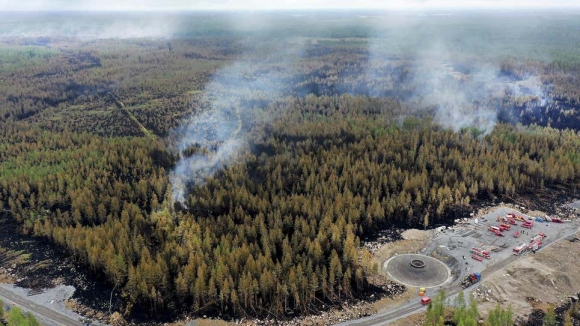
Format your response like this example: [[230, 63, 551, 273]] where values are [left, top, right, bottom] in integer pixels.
[[1, 10, 580, 326]]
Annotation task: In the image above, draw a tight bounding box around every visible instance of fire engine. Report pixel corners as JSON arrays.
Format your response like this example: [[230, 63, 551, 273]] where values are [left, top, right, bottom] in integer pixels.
[[513, 243, 528, 255], [471, 247, 491, 259]]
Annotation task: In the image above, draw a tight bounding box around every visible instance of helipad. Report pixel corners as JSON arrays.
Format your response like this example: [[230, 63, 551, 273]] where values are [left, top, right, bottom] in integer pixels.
[[384, 254, 450, 288]]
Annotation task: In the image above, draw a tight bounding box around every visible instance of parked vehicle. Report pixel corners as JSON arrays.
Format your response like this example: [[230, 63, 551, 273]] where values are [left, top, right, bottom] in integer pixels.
[[514, 214, 526, 222], [522, 221, 533, 229], [461, 273, 482, 288], [471, 247, 490, 259], [471, 254, 484, 261], [513, 242, 528, 255], [488, 226, 501, 232], [530, 233, 546, 243], [500, 223, 511, 230], [529, 240, 542, 251]]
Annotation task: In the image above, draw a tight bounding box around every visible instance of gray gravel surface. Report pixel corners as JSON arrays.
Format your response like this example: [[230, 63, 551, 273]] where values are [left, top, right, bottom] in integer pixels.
[[569, 200, 580, 210], [335, 206, 580, 326], [0, 284, 83, 326]]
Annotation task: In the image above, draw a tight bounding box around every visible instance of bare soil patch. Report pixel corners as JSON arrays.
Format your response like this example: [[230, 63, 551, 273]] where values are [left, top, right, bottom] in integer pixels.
[[401, 229, 431, 241], [372, 289, 416, 314], [386, 311, 425, 326], [474, 230, 580, 318]]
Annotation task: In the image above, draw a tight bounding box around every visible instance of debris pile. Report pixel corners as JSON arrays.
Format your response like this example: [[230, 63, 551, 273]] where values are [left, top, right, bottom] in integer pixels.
[[243, 300, 376, 326], [521, 296, 580, 326], [559, 200, 580, 220], [66, 299, 110, 323], [362, 228, 403, 254], [472, 285, 495, 303], [240, 278, 404, 326], [0, 265, 16, 283]]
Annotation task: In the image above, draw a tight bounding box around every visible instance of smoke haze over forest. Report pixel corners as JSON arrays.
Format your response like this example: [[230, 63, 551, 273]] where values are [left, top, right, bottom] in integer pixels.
[[0, 9, 565, 205], [170, 41, 305, 203], [1, 0, 580, 11], [2, 4, 580, 324], [158, 10, 556, 203]]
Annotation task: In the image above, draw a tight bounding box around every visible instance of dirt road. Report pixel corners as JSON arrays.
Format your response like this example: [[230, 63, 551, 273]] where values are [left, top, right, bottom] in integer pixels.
[[0, 286, 81, 326]]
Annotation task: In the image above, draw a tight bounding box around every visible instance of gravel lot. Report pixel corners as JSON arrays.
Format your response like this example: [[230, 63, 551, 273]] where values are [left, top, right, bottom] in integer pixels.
[[366, 205, 580, 326], [569, 200, 580, 210], [421, 206, 579, 291], [0, 284, 86, 325]]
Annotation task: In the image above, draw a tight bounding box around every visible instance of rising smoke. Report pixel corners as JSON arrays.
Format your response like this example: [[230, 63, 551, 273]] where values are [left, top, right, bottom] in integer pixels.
[[170, 28, 549, 204], [362, 13, 550, 135], [170, 40, 305, 204], [410, 55, 549, 134]]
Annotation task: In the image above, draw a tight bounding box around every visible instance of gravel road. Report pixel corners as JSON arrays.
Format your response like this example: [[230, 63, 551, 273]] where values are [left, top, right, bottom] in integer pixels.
[[0, 284, 82, 326]]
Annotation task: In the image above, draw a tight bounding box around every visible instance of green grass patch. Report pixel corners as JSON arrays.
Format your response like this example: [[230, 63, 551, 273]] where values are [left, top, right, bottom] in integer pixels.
[[0, 46, 59, 72]]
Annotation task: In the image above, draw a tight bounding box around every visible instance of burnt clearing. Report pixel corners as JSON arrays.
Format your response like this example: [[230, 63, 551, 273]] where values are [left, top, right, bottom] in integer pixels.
[[0, 215, 122, 321]]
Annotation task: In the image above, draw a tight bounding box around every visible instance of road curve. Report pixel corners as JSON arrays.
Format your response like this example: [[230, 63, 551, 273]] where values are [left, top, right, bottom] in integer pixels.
[[334, 285, 462, 326], [335, 225, 580, 326], [334, 301, 426, 326], [0, 286, 81, 326]]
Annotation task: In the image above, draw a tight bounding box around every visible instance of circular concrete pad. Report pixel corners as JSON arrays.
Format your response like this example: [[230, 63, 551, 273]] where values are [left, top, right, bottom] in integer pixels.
[[385, 254, 450, 288]]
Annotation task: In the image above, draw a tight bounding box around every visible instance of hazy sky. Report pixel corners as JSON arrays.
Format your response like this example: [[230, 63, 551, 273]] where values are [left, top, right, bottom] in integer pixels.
[[1, 0, 579, 11]]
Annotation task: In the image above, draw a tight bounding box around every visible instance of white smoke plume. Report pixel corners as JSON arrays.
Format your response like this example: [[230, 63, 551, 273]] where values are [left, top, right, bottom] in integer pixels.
[[170, 39, 305, 204], [411, 55, 548, 134], [361, 13, 550, 134]]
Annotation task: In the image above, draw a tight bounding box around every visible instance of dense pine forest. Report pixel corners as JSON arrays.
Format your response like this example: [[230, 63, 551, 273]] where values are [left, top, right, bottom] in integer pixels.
[[1, 11, 580, 321]]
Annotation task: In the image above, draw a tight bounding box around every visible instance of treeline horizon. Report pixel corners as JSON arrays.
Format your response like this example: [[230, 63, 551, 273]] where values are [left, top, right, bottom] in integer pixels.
[[0, 24, 580, 321]]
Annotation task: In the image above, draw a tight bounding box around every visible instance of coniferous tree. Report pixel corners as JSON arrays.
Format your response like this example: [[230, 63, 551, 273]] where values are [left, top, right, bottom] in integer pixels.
[[453, 290, 467, 325], [543, 305, 557, 326], [27, 312, 41, 326], [7, 306, 26, 326], [563, 312, 572, 326]]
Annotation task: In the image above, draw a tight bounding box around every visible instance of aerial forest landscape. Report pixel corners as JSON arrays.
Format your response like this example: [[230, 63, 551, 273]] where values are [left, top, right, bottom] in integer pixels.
[[1, 2, 580, 326]]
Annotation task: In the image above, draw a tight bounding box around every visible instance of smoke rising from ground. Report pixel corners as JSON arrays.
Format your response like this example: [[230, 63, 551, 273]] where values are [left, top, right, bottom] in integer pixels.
[[411, 54, 548, 134], [362, 14, 550, 134], [170, 40, 304, 204]]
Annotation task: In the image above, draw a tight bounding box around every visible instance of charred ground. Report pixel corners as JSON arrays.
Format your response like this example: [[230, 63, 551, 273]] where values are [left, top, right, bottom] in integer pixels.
[[0, 215, 122, 318], [0, 10, 580, 325]]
